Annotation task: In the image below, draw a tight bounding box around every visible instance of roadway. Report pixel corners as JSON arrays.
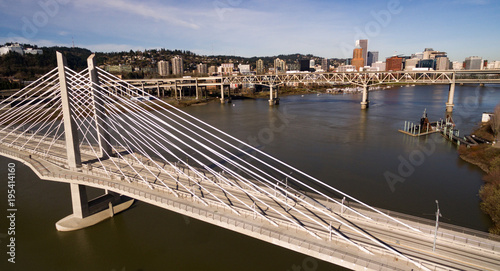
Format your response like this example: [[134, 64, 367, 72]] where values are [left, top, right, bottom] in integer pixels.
[[1, 129, 499, 270]]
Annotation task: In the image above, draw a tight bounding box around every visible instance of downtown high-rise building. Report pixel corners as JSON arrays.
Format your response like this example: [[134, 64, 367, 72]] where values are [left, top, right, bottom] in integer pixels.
[[196, 63, 208, 74], [321, 58, 328, 72], [352, 47, 364, 71], [274, 58, 286, 73], [367, 51, 378, 67], [355, 39, 368, 66], [158, 60, 170, 76], [171, 56, 184, 75], [256, 59, 265, 74], [465, 56, 483, 70]]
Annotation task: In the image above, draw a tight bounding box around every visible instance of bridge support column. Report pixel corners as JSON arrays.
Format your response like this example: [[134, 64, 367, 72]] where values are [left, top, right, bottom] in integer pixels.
[[174, 81, 178, 100], [268, 85, 279, 106], [220, 84, 231, 103], [220, 84, 225, 103], [57, 52, 82, 170], [195, 78, 199, 100], [70, 183, 90, 219], [446, 82, 455, 113], [360, 85, 369, 109]]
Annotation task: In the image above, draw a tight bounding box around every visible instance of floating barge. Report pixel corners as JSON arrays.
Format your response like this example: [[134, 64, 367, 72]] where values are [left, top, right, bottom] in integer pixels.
[[398, 110, 491, 147], [398, 109, 447, 137]]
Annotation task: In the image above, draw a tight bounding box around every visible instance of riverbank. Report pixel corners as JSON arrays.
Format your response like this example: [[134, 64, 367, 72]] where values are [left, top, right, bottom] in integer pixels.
[[458, 121, 500, 234]]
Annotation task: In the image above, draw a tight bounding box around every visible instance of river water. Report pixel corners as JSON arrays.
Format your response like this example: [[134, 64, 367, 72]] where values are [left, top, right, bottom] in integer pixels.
[[1, 84, 499, 271]]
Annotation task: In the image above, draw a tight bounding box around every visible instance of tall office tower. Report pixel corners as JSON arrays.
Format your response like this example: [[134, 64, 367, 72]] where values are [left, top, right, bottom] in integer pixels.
[[465, 56, 483, 70], [256, 59, 265, 74], [355, 39, 368, 66], [158, 60, 171, 76], [309, 59, 315, 68], [367, 51, 379, 67], [196, 63, 208, 74], [321, 58, 328, 71], [352, 47, 364, 71], [171, 56, 184, 75]]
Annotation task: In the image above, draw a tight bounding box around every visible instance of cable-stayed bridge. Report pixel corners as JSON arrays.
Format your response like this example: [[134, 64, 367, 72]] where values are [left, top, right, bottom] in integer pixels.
[[1, 52, 499, 271]]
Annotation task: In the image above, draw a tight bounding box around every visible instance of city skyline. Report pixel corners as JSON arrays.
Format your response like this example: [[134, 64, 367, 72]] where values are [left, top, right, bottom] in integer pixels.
[[0, 0, 499, 61]]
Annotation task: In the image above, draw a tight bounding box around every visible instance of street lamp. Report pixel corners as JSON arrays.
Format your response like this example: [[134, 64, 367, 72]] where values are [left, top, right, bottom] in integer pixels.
[[433, 200, 442, 252]]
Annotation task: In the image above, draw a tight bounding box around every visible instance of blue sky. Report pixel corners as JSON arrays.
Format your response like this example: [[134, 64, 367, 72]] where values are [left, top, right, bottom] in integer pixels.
[[0, 0, 498, 61]]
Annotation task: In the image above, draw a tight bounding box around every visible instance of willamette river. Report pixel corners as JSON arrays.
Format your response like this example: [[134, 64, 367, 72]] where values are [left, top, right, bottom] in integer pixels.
[[1, 84, 500, 271]]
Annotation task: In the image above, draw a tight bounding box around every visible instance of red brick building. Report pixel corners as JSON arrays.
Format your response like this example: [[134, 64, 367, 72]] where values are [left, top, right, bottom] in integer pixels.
[[386, 56, 403, 71]]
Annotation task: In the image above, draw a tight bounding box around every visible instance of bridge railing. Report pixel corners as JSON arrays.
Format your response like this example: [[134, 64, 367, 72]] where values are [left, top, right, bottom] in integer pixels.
[[343, 199, 500, 252], [63, 172, 428, 271]]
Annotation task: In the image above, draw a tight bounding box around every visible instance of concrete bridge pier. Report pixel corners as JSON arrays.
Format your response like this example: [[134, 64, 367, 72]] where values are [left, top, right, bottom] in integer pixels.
[[56, 185, 134, 231], [195, 79, 199, 100], [70, 183, 90, 219], [446, 82, 455, 113], [268, 85, 280, 106], [360, 85, 369, 109], [174, 81, 178, 100], [220, 84, 231, 103]]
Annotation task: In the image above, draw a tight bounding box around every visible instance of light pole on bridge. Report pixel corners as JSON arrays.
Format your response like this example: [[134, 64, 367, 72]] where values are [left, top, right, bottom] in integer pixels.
[[433, 200, 442, 252]]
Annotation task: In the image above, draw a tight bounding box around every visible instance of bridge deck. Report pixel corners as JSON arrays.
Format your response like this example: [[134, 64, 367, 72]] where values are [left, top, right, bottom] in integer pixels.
[[1, 130, 500, 271]]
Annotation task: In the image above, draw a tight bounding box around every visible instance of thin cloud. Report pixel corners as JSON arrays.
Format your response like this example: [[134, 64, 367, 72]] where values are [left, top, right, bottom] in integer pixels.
[[75, 0, 200, 30], [453, 0, 490, 5], [83, 43, 145, 53]]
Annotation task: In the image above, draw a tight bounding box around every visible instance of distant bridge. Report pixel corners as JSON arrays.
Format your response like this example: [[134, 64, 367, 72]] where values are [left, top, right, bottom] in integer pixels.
[[124, 70, 500, 110], [1, 52, 499, 271]]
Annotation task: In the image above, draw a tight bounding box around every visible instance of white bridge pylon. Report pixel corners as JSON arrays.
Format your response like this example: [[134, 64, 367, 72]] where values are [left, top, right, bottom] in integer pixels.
[[0, 52, 434, 270]]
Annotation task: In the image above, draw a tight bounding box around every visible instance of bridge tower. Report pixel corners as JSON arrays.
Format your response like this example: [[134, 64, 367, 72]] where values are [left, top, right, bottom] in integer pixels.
[[57, 52, 82, 170], [87, 54, 112, 158], [55, 52, 132, 231], [57, 51, 90, 221]]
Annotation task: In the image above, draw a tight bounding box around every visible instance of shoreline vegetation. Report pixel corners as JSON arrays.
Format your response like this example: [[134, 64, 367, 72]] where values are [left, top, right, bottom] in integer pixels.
[[458, 120, 500, 234]]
